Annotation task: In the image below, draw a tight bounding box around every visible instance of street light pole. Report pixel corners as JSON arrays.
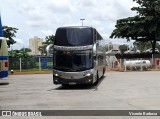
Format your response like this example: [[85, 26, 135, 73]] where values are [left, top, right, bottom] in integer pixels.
[[80, 19, 85, 26]]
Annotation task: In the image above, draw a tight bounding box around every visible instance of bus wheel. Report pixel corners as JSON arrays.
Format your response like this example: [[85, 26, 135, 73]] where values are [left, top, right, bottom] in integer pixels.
[[62, 84, 69, 87], [94, 71, 99, 85], [102, 67, 106, 77]]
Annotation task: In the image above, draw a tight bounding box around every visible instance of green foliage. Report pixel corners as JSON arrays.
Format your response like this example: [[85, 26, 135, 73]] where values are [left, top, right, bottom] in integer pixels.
[[133, 41, 151, 52], [133, 41, 160, 52], [2, 26, 18, 47], [20, 48, 32, 52], [156, 42, 160, 50], [9, 49, 29, 58], [38, 35, 54, 55], [38, 46, 46, 55], [43, 35, 55, 45], [119, 45, 128, 54], [9, 48, 36, 69], [9, 48, 35, 63], [110, 0, 160, 53]]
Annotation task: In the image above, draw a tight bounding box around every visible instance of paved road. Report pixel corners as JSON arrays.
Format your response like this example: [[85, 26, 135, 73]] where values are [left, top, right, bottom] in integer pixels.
[[0, 71, 160, 118]]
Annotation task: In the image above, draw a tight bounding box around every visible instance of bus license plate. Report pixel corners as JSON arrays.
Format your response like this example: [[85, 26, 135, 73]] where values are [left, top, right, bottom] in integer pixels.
[[69, 82, 76, 85]]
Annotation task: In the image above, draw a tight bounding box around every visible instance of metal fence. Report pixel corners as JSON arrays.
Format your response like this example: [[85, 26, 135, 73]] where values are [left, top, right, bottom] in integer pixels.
[[9, 56, 53, 71], [107, 54, 160, 71], [9, 54, 160, 72]]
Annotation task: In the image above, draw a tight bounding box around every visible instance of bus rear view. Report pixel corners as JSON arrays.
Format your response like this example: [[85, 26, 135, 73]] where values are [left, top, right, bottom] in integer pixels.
[[53, 26, 106, 86]]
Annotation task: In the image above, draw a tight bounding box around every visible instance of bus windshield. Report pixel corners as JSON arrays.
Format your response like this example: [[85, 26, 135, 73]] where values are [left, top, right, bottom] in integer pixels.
[[55, 28, 93, 46], [54, 50, 93, 71]]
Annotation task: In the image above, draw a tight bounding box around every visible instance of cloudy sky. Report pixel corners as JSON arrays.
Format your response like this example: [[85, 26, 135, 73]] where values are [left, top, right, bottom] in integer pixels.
[[0, 0, 138, 49]]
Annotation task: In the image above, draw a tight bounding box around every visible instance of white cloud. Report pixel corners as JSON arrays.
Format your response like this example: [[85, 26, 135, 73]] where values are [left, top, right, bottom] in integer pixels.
[[41, 29, 55, 37], [10, 38, 25, 50], [1, 0, 139, 49], [74, 0, 96, 8], [14, 38, 23, 44], [48, 0, 74, 13]]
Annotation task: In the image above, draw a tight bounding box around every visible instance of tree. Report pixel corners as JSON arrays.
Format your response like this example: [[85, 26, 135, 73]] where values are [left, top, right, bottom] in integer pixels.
[[38, 46, 46, 55], [38, 35, 54, 55], [20, 48, 32, 52], [156, 42, 160, 50], [133, 41, 160, 52], [2, 26, 18, 47], [133, 41, 151, 52], [43, 35, 55, 45], [9, 49, 30, 58], [110, 0, 160, 54], [9, 48, 36, 70], [119, 45, 128, 54]]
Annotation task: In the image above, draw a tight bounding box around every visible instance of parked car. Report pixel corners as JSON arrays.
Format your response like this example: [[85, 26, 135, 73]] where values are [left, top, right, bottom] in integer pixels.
[[143, 48, 159, 53], [106, 49, 121, 54], [124, 49, 140, 54]]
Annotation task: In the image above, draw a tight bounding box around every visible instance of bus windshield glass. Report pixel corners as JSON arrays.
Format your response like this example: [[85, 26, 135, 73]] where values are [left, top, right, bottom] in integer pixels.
[[54, 50, 93, 71], [55, 28, 93, 46]]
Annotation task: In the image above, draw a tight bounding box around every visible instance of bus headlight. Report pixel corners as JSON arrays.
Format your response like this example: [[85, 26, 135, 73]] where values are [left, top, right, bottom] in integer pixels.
[[55, 73, 59, 77], [86, 73, 91, 77]]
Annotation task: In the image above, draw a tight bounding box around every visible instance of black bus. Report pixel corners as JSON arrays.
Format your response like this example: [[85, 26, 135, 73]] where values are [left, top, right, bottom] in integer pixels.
[[52, 26, 106, 85]]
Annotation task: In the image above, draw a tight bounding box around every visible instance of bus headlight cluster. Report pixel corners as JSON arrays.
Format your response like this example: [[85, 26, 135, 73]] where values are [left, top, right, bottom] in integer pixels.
[[84, 71, 93, 77], [54, 73, 59, 77], [86, 73, 91, 77]]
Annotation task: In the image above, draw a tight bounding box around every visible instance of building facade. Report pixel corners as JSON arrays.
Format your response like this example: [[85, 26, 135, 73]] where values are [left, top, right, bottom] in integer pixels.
[[29, 36, 43, 55]]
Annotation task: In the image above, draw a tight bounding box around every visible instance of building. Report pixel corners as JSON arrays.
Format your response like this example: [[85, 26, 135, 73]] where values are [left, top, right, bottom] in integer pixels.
[[29, 36, 43, 55], [112, 44, 120, 50], [105, 42, 120, 51]]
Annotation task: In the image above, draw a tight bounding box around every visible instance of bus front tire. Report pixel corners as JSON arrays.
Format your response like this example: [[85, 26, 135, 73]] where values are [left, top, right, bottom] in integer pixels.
[[62, 84, 69, 87], [102, 67, 106, 77], [94, 71, 99, 85]]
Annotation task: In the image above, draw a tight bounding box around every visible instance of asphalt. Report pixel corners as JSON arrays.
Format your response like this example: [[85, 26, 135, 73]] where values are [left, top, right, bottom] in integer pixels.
[[0, 71, 160, 119]]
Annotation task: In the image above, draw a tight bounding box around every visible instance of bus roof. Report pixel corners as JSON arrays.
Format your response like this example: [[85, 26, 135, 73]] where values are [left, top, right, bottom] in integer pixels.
[[56, 26, 103, 40], [57, 26, 93, 29]]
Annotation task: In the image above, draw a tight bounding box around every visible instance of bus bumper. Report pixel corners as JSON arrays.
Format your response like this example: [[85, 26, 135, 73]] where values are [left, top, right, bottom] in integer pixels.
[[53, 70, 93, 85], [53, 75, 93, 85]]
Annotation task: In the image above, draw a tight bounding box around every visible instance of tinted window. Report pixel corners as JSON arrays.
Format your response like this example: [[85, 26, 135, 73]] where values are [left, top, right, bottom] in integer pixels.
[[55, 28, 93, 46], [54, 50, 93, 71]]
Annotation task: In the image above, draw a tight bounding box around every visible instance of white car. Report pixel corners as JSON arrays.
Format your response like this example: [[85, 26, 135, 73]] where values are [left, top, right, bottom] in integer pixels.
[[144, 48, 159, 53], [124, 49, 140, 54]]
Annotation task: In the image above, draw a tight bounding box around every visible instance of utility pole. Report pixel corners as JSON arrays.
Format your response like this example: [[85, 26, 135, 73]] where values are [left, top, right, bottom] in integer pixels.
[[80, 19, 85, 26]]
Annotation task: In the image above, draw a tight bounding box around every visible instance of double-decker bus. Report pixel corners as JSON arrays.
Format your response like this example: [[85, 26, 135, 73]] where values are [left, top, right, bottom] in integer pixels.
[[53, 26, 106, 85], [0, 14, 8, 78], [0, 38, 8, 78]]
